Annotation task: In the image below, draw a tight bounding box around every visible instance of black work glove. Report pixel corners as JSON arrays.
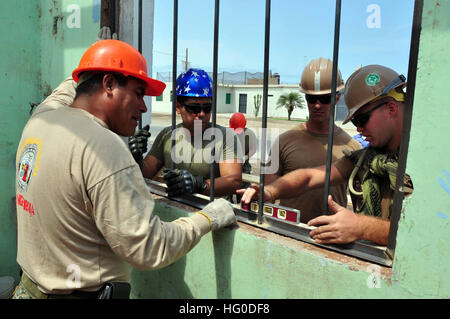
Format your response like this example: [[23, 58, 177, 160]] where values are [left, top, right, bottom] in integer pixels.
[[162, 169, 207, 197], [128, 125, 151, 168]]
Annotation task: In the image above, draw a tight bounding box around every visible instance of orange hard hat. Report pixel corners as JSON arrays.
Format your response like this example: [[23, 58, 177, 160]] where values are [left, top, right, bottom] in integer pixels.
[[229, 113, 247, 134], [72, 40, 166, 96]]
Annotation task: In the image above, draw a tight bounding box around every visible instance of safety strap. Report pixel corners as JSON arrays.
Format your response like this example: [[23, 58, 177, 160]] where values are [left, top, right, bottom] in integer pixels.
[[380, 178, 392, 220]]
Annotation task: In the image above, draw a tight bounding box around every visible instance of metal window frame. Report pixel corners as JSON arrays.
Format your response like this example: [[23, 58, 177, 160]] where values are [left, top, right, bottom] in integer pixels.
[[154, 0, 423, 267]]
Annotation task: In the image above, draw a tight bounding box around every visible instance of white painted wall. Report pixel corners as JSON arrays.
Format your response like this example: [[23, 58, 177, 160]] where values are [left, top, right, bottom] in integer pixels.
[[151, 82, 309, 120]]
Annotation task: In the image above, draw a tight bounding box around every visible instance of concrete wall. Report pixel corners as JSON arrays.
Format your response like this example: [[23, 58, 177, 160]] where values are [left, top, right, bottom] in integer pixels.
[[0, 0, 42, 280], [0, 0, 101, 280]]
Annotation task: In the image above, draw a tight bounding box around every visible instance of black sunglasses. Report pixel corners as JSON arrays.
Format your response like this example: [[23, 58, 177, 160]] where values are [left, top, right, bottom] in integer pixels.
[[183, 103, 212, 114], [351, 101, 386, 127], [305, 94, 332, 104]]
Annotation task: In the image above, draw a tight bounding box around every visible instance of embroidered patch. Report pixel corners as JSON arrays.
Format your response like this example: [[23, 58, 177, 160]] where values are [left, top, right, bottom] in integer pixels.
[[17, 139, 41, 193]]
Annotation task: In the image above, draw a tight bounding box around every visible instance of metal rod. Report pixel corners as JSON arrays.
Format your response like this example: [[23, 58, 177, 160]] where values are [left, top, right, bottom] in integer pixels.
[[257, 0, 271, 224], [138, 0, 143, 130], [109, 0, 116, 35], [210, 0, 220, 201], [145, 180, 392, 267], [171, 0, 178, 169], [138, 0, 142, 53], [322, 0, 341, 214], [387, 0, 423, 255]]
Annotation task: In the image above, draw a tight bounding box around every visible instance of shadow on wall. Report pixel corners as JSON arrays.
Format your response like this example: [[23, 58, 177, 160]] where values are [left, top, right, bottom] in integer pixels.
[[213, 228, 236, 299], [129, 199, 237, 299], [129, 199, 195, 299]]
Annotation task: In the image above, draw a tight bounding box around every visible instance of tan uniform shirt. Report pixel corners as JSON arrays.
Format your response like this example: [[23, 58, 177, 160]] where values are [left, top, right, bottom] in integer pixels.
[[15, 104, 210, 294], [39, 77, 77, 110], [269, 123, 361, 223]]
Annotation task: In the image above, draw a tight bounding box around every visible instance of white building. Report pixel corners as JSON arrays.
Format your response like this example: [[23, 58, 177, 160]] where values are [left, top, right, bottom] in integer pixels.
[[151, 82, 311, 120]]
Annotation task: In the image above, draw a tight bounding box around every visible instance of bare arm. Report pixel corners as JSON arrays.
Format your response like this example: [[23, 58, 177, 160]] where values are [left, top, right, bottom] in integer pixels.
[[203, 160, 242, 197], [267, 164, 346, 201], [239, 163, 346, 204], [141, 154, 163, 179]]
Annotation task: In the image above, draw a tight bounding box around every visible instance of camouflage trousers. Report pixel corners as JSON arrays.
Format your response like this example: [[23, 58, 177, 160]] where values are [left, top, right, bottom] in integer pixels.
[[12, 282, 34, 299]]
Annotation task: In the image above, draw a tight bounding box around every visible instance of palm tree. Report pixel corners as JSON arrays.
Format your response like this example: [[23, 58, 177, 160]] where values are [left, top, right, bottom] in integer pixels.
[[276, 92, 306, 120]]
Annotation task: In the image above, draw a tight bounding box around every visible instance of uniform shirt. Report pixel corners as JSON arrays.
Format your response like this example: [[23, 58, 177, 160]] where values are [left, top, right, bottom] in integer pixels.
[[268, 123, 361, 223], [149, 123, 243, 178], [15, 104, 210, 294], [38, 77, 77, 110]]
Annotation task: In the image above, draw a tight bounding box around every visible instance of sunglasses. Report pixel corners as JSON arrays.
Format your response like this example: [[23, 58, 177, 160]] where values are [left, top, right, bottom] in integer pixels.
[[351, 101, 386, 127], [183, 103, 212, 114], [305, 94, 332, 104]]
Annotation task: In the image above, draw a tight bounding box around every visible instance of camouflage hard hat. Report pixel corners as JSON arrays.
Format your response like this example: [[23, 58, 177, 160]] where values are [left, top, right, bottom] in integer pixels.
[[299, 57, 344, 95], [343, 64, 406, 124]]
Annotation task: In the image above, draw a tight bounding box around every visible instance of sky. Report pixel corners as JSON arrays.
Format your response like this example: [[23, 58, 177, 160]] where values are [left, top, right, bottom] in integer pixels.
[[152, 0, 415, 84]]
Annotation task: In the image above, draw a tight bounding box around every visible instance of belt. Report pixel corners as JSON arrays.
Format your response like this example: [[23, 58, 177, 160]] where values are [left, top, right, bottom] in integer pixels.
[[21, 273, 99, 299]]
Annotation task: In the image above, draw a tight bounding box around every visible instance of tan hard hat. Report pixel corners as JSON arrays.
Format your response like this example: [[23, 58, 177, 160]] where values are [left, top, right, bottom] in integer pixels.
[[299, 57, 344, 95], [343, 64, 406, 124]]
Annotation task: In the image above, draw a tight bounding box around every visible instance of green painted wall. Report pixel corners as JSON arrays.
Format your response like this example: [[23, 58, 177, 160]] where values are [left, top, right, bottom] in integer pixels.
[[0, 0, 41, 280], [0, 0, 99, 280], [1, 0, 449, 299], [391, 0, 450, 298]]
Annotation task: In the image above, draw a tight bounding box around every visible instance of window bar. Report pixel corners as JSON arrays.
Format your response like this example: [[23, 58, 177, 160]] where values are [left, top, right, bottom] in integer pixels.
[[322, 0, 342, 215], [257, 0, 271, 224], [171, 0, 179, 170], [137, 0, 143, 130], [210, 0, 220, 201], [109, 0, 116, 35], [386, 0, 423, 257]]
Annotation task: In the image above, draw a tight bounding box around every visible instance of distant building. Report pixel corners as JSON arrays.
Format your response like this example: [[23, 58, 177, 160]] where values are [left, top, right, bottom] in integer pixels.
[[151, 81, 311, 120]]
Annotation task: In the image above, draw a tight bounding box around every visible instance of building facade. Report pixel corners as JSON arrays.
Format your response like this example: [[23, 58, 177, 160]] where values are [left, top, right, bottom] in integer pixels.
[[152, 81, 312, 120]]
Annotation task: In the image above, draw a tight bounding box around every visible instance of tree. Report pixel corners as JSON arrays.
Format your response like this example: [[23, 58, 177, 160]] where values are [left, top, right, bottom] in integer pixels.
[[276, 92, 305, 120]]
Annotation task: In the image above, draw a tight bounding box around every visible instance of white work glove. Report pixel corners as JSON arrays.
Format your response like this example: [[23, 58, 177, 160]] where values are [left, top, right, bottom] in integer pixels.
[[97, 26, 117, 41], [197, 198, 237, 231]]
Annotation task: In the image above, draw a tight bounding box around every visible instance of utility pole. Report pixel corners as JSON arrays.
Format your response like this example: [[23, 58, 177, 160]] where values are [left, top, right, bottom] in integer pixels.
[[185, 48, 188, 71]]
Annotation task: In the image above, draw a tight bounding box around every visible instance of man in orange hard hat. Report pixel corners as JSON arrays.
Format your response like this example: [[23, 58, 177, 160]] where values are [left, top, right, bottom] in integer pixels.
[[240, 64, 413, 246], [13, 39, 236, 299]]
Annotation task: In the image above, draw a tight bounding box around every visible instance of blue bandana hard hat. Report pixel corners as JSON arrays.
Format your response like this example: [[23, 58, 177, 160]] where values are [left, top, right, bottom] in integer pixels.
[[176, 68, 213, 97]]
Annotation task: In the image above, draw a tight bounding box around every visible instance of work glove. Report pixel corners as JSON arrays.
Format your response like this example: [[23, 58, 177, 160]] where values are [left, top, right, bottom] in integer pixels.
[[162, 169, 207, 197], [128, 125, 150, 168], [97, 26, 117, 41], [197, 198, 237, 231]]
